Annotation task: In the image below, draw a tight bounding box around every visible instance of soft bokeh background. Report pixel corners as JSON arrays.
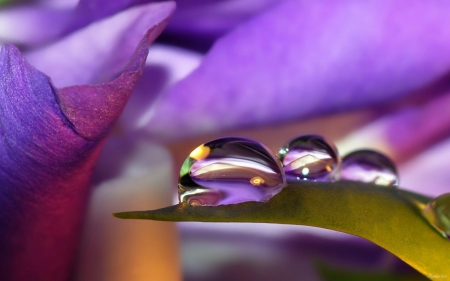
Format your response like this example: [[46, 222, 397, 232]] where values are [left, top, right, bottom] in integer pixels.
[[73, 1, 449, 280], [2, 0, 450, 280]]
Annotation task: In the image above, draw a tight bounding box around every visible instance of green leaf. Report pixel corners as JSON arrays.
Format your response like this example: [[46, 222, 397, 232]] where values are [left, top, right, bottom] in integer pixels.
[[315, 261, 429, 281], [114, 181, 450, 280], [0, 0, 33, 7]]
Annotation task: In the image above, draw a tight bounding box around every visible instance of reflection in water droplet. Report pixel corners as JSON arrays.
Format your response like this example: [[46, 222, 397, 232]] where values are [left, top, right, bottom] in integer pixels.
[[339, 150, 398, 187], [250, 176, 265, 186], [423, 193, 450, 239], [277, 135, 340, 182], [179, 137, 286, 206]]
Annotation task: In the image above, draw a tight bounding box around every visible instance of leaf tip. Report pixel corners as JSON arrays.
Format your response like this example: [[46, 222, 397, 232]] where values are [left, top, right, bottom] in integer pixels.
[[112, 212, 134, 219]]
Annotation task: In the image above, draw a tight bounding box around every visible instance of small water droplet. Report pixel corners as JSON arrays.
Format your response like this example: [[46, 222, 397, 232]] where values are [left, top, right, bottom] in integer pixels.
[[423, 193, 450, 239], [179, 137, 286, 206], [277, 135, 340, 181], [339, 150, 398, 186]]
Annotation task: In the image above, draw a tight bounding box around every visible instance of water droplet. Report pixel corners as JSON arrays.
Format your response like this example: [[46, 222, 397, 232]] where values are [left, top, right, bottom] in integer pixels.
[[179, 137, 286, 206], [423, 193, 450, 239], [277, 135, 340, 181], [339, 150, 398, 186]]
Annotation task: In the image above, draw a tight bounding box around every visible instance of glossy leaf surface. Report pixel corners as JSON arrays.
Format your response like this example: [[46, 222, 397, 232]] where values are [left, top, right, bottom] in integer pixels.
[[115, 181, 450, 280]]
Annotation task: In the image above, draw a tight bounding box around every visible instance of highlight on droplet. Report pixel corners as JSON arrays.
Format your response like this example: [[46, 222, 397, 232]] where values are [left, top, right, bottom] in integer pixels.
[[250, 176, 265, 186], [189, 144, 210, 160]]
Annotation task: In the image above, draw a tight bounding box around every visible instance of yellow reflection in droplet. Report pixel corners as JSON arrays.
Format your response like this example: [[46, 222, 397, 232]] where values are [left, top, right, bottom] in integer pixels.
[[250, 177, 265, 186], [189, 145, 210, 160]]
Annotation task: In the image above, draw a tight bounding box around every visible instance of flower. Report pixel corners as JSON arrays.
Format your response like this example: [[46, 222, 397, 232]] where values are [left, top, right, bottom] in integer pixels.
[[1, 0, 450, 280], [0, 1, 175, 280]]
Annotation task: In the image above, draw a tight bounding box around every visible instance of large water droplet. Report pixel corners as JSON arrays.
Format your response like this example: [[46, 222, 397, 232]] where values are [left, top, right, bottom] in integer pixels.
[[339, 150, 398, 186], [178, 137, 286, 206], [423, 193, 450, 239], [277, 135, 340, 182]]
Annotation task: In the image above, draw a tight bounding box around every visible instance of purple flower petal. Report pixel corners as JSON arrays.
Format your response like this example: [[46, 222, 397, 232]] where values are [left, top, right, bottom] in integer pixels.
[[144, 0, 450, 140], [0, 3, 172, 278], [0, 44, 93, 281], [0, 0, 157, 47], [64, 0, 150, 33], [118, 44, 202, 133], [164, 0, 278, 51], [56, 21, 173, 139], [384, 92, 450, 160], [401, 138, 450, 196], [0, 2, 74, 46], [26, 1, 176, 88]]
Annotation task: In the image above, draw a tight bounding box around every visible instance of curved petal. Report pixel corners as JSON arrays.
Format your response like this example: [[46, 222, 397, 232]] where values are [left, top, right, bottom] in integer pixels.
[[55, 19, 172, 139], [0, 7, 168, 277], [144, 0, 450, 140], [0, 44, 95, 281], [26, 1, 176, 88]]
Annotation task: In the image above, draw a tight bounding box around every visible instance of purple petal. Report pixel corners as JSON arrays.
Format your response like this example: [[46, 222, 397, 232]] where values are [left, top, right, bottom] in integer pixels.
[[337, 92, 450, 156], [3, 0, 271, 49], [0, 3, 74, 46], [144, 0, 450, 139], [64, 0, 150, 33], [26, 1, 176, 88], [385, 92, 450, 160], [118, 44, 202, 133], [0, 0, 154, 47], [170, 0, 276, 35], [0, 4, 171, 277], [56, 20, 172, 139], [164, 0, 278, 51], [0, 44, 94, 281], [401, 138, 450, 196]]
